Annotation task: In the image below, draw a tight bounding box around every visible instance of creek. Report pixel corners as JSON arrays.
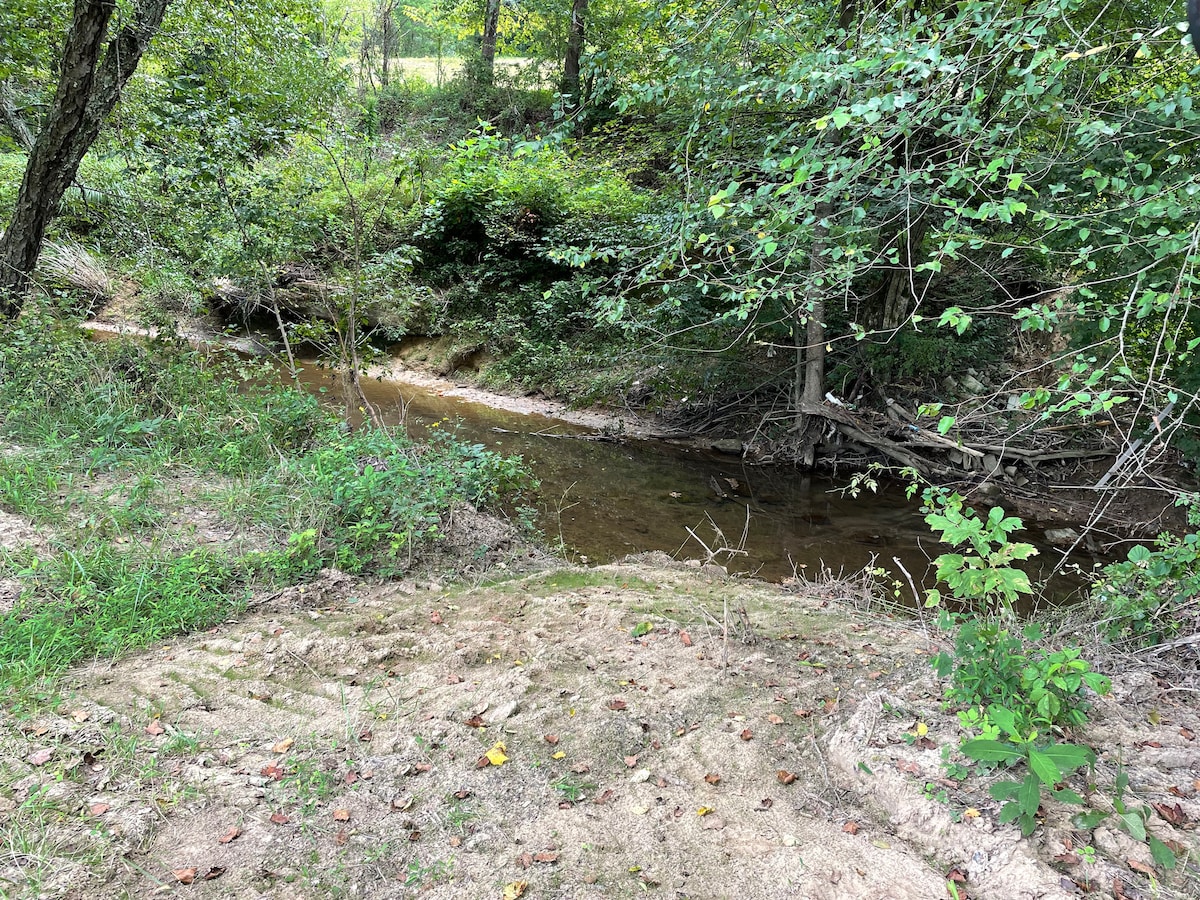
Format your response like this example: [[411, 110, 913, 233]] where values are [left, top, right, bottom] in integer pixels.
[[295, 362, 1093, 604]]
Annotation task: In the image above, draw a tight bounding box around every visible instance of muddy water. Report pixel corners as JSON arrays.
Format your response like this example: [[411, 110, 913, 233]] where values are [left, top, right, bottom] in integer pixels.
[[296, 365, 1089, 602]]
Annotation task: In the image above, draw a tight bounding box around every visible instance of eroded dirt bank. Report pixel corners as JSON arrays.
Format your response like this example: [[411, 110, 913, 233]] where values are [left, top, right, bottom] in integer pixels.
[[3, 560, 1197, 900]]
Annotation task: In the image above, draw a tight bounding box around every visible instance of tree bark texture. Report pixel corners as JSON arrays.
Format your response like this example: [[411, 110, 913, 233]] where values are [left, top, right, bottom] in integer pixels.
[[561, 0, 589, 109], [480, 0, 501, 85], [0, 0, 171, 317]]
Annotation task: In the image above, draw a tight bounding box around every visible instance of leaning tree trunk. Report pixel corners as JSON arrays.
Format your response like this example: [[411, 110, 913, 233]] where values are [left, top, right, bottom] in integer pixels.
[[561, 0, 589, 111], [0, 0, 171, 318], [480, 0, 501, 85]]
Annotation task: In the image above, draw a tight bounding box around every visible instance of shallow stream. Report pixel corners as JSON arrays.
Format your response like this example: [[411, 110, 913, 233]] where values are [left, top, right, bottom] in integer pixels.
[[297, 363, 1091, 604]]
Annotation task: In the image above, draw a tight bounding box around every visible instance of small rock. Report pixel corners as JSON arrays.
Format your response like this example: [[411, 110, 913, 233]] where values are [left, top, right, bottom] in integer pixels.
[[710, 439, 743, 455], [487, 700, 519, 724], [630, 769, 651, 784], [1044, 528, 1081, 547], [981, 454, 1000, 473], [960, 374, 986, 394]]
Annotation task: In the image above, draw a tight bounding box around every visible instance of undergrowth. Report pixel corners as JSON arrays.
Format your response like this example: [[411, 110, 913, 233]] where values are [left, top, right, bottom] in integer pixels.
[[0, 312, 534, 694]]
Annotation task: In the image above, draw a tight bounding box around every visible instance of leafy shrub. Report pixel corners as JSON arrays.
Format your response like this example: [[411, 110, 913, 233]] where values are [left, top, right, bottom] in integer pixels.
[[1090, 497, 1200, 647], [936, 619, 1109, 738], [283, 425, 533, 574]]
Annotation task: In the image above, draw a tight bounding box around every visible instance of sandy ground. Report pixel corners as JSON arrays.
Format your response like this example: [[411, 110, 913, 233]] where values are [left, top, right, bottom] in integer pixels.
[[2, 551, 1198, 900]]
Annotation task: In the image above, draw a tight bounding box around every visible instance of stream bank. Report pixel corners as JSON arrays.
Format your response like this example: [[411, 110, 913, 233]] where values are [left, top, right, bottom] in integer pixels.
[[3, 560, 1197, 900]]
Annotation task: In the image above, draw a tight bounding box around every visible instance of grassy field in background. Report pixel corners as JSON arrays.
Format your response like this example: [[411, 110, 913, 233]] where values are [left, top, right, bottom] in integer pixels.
[[384, 56, 531, 86]]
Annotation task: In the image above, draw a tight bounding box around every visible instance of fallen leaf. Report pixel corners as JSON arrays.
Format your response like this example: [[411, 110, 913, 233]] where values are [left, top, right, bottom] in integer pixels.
[[794, 708, 812, 718], [544, 734, 559, 745], [697, 806, 715, 816], [89, 803, 110, 816], [335, 829, 349, 846], [453, 789, 471, 800], [145, 721, 165, 736], [271, 738, 294, 754], [624, 755, 638, 768], [414, 762, 432, 773], [516, 852, 534, 869], [27, 748, 52, 766], [964, 807, 981, 819], [1153, 802, 1188, 826], [767, 714, 784, 725], [71, 709, 90, 723], [172, 867, 197, 884], [551, 751, 565, 760], [777, 770, 796, 785], [607, 699, 627, 711], [502, 879, 528, 900], [534, 852, 559, 863], [485, 741, 509, 766], [1181, 727, 1195, 741], [269, 812, 290, 825], [446, 674, 464, 684], [333, 808, 350, 822], [202, 867, 225, 881], [571, 762, 590, 774], [740, 728, 753, 741], [760, 798, 774, 809], [345, 770, 359, 786], [449, 835, 462, 847], [260, 764, 285, 780], [463, 715, 485, 728], [704, 773, 721, 785], [429, 611, 443, 625], [679, 631, 693, 647], [631, 621, 654, 638], [358, 728, 373, 742], [594, 789, 614, 805], [217, 826, 240, 844], [946, 868, 967, 883], [1128, 859, 1154, 876], [842, 820, 859, 834]]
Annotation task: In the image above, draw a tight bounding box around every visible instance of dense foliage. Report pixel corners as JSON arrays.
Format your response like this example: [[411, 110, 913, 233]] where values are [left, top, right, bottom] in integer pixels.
[[1, 9, 1199, 858]]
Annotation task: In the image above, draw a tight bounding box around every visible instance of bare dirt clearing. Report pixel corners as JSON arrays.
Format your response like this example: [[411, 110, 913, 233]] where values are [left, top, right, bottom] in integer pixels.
[[2, 561, 1198, 899]]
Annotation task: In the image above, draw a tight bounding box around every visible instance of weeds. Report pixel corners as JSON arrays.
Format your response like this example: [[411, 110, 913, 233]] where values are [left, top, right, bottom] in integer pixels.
[[0, 321, 534, 694]]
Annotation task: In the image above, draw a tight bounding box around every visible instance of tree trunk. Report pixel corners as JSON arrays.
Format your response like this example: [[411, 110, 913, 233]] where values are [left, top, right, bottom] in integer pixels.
[[794, 202, 832, 467], [561, 0, 589, 111], [0, 79, 33, 152], [379, 1, 395, 88], [0, 0, 171, 317], [868, 215, 928, 332], [480, 0, 501, 85]]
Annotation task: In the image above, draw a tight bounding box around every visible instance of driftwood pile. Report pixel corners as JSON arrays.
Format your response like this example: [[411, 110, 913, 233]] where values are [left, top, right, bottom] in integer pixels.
[[799, 396, 1127, 485]]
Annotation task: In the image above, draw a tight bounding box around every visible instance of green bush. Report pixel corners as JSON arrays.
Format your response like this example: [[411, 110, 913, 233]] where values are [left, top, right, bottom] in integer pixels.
[[1090, 497, 1200, 647]]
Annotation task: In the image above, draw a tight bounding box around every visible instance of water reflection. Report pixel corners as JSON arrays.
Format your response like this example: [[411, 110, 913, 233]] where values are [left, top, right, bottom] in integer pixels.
[[296, 365, 1080, 599]]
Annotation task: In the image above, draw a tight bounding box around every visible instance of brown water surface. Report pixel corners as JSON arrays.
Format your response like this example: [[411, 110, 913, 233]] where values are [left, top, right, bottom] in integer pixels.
[[298, 364, 1091, 602]]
